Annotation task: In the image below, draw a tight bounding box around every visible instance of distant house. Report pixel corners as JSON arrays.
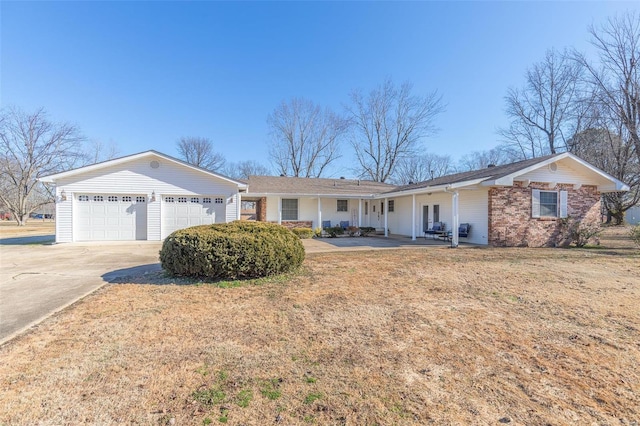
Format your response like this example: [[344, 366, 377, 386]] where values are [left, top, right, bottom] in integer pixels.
[[627, 204, 640, 225], [40, 151, 629, 247]]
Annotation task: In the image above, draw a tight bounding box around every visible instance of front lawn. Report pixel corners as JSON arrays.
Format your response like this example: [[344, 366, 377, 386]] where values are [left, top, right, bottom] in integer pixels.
[[1, 246, 638, 425]]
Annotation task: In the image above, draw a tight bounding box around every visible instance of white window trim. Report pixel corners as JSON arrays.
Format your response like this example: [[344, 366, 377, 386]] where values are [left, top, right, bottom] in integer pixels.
[[532, 189, 567, 218]]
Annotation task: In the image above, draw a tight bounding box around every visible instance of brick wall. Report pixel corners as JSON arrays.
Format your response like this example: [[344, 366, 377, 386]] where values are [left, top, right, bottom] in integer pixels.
[[488, 182, 601, 247], [269, 220, 313, 229], [256, 197, 267, 222]]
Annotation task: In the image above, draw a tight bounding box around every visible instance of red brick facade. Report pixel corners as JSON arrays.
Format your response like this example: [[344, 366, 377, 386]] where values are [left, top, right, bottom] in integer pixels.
[[256, 197, 267, 222], [488, 182, 601, 247]]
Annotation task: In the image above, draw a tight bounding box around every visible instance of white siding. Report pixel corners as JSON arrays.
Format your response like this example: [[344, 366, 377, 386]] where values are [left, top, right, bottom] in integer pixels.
[[55, 154, 239, 241], [458, 189, 489, 245], [516, 158, 609, 186], [147, 199, 161, 241], [226, 194, 240, 223], [626, 205, 640, 225], [55, 188, 73, 243], [383, 189, 488, 245], [264, 196, 362, 229]]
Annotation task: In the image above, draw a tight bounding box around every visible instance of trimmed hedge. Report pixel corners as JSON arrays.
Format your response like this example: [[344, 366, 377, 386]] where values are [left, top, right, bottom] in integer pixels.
[[292, 227, 314, 239], [159, 221, 305, 279]]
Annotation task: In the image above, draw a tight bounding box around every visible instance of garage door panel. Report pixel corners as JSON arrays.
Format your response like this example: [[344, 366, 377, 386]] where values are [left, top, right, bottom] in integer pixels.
[[75, 194, 147, 241], [162, 195, 222, 237]]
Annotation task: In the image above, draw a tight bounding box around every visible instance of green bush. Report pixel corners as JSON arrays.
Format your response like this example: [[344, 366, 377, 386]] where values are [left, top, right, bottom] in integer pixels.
[[359, 227, 375, 237], [292, 227, 314, 239], [631, 225, 640, 247], [159, 221, 305, 279], [559, 217, 601, 247], [326, 226, 344, 238]]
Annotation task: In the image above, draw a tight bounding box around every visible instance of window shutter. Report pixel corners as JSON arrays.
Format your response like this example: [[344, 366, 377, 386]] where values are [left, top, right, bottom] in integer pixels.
[[532, 189, 541, 218], [559, 190, 568, 218]]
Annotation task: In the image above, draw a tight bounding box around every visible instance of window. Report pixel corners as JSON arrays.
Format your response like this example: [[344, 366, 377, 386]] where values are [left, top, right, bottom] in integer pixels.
[[93, 195, 103, 202], [281, 199, 298, 220], [365, 202, 368, 215], [433, 204, 440, 223], [136, 196, 146, 203], [165, 197, 174, 203], [337, 199, 348, 212], [122, 196, 132, 202], [214, 197, 224, 204], [203, 197, 212, 203], [388, 200, 395, 212], [178, 197, 187, 203], [78, 195, 89, 202], [191, 197, 200, 203], [532, 189, 567, 218], [540, 191, 558, 217], [108, 196, 118, 202], [380, 201, 384, 214]]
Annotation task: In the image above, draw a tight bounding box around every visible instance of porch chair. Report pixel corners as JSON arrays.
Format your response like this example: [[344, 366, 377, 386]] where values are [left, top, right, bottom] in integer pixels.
[[424, 222, 444, 239], [322, 220, 331, 229], [340, 220, 350, 230]]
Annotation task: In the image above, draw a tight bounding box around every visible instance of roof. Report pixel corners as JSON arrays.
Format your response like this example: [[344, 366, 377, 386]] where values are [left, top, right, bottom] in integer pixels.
[[389, 154, 559, 193], [39, 150, 247, 188], [246, 175, 395, 197], [385, 152, 630, 195]]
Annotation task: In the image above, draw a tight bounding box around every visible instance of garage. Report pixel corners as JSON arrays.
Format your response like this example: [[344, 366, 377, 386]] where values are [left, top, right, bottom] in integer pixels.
[[162, 195, 225, 237], [75, 194, 148, 241], [39, 151, 246, 243]]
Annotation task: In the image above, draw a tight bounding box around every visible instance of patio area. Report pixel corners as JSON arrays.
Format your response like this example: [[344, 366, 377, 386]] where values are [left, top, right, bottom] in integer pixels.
[[302, 234, 471, 253]]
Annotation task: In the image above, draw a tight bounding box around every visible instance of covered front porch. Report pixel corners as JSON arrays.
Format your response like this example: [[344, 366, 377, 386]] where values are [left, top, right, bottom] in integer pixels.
[[302, 233, 470, 253]]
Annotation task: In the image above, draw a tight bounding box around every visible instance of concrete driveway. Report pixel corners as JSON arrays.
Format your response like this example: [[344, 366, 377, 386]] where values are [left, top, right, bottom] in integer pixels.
[[0, 238, 162, 344]]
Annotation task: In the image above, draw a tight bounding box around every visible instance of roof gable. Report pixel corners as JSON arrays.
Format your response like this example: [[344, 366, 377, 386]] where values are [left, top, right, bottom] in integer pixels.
[[39, 150, 247, 188], [386, 153, 629, 195]]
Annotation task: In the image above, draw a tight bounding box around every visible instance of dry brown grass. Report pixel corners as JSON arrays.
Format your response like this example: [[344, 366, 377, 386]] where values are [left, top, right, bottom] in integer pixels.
[[0, 221, 55, 238], [1, 235, 639, 425]]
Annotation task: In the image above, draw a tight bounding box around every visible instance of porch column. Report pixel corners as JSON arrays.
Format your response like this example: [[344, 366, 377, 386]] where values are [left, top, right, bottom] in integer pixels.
[[451, 190, 459, 248], [317, 196, 322, 230], [236, 192, 241, 220], [277, 196, 282, 225], [411, 194, 416, 240], [384, 197, 388, 237], [358, 199, 362, 227]]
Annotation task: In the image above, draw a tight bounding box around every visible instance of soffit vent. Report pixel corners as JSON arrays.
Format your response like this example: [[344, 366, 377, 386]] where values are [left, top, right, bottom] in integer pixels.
[[150, 160, 160, 169]]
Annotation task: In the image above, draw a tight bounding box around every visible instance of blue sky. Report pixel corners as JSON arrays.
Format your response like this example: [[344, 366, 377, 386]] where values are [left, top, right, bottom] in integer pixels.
[[2, 1, 638, 177]]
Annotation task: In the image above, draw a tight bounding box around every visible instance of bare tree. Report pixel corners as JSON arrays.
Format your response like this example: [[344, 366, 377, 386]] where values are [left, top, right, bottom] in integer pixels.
[[0, 107, 85, 225], [499, 48, 586, 158], [392, 153, 453, 185], [267, 97, 347, 178], [222, 160, 271, 180], [176, 137, 226, 171], [84, 139, 119, 165], [346, 78, 444, 182], [569, 125, 640, 225], [576, 12, 640, 165], [457, 147, 514, 172]]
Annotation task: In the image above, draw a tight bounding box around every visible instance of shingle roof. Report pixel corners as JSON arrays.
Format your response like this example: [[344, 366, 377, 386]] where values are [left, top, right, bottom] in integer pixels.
[[246, 175, 395, 196], [387, 154, 560, 194]]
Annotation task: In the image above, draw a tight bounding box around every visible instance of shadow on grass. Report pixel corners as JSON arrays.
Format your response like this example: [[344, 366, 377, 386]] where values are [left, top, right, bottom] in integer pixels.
[[0, 235, 55, 245]]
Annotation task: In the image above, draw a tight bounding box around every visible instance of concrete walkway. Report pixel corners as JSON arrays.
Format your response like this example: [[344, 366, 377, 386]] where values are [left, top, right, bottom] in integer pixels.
[[0, 238, 162, 345], [302, 234, 454, 253]]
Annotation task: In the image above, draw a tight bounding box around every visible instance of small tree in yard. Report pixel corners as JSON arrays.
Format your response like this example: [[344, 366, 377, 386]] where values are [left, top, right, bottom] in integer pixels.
[[559, 217, 602, 247], [631, 225, 640, 247], [0, 107, 85, 225]]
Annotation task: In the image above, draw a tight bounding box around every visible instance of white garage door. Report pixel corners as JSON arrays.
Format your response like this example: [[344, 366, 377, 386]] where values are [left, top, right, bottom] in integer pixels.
[[162, 195, 225, 237], [75, 194, 148, 241]]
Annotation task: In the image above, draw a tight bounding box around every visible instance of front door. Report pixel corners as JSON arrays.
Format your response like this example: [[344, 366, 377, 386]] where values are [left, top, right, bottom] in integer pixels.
[[422, 205, 429, 233]]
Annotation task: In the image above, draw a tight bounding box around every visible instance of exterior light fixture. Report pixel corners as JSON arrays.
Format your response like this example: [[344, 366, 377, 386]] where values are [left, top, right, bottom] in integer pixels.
[[60, 190, 67, 201], [150, 191, 156, 202]]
